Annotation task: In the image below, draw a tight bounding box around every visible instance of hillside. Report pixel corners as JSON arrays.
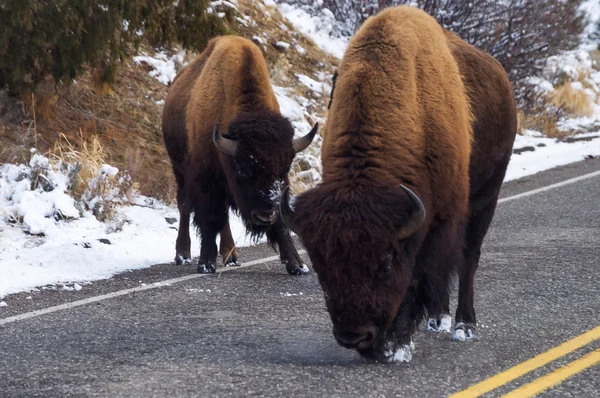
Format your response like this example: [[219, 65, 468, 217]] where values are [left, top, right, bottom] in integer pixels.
[[0, 0, 337, 202]]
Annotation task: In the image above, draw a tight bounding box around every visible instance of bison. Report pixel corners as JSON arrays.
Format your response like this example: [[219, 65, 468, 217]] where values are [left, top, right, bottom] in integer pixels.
[[162, 36, 318, 275], [280, 6, 517, 362]]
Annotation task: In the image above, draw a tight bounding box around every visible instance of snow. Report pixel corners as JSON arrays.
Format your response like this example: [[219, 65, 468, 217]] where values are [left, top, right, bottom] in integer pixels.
[[275, 41, 291, 50], [427, 314, 452, 333], [581, 0, 600, 50], [296, 73, 331, 97], [382, 340, 415, 363], [453, 322, 476, 342], [505, 131, 600, 181], [0, 155, 262, 299], [133, 51, 186, 86], [276, 3, 348, 59], [252, 35, 265, 44]]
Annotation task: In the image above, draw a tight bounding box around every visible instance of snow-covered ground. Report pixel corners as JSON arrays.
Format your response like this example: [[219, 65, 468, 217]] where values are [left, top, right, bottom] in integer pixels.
[[0, 154, 261, 299], [275, 1, 347, 59], [507, 132, 600, 181]]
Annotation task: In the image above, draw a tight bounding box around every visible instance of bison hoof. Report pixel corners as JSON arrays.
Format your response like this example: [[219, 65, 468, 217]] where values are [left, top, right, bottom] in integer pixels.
[[453, 322, 477, 341], [427, 314, 452, 333], [197, 263, 216, 274], [175, 255, 192, 265], [225, 260, 241, 267], [380, 338, 415, 363], [286, 263, 309, 275]]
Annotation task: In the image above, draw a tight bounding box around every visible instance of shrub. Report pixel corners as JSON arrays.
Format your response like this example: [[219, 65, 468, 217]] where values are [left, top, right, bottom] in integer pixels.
[[314, 0, 587, 94], [0, 0, 229, 96]]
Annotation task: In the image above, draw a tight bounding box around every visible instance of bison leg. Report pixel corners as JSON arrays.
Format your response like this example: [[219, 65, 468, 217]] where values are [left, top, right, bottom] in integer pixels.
[[425, 285, 451, 334], [174, 173, 192, 265], [367, 284, 423, 363], [454, 198, 498, 341], [194, 195, 228, 274], [454, 163, 506, 341], [267, 219, 308, 275], [220, 221, 240, 266], [416, 220, 462, 334]]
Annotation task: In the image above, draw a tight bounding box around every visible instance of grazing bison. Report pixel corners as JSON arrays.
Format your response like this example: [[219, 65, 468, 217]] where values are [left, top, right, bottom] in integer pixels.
[[162, 36, 317, 275], [280, 6, 517, 362]]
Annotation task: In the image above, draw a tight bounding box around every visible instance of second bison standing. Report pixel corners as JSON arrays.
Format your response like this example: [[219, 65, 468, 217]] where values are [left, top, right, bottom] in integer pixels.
[[281, 6, 517, 362], [162, 36, 317, 275]]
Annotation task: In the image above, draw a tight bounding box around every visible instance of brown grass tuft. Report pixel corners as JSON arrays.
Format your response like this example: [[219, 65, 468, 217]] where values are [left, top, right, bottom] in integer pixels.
[[49, 132, 110, 198], [548, 82, 593, 117], [518, 110, 565, 138]]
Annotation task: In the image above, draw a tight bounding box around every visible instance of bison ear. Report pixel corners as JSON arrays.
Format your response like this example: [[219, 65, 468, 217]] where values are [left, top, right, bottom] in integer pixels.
[[213, 123, 239, 156], [293, 122, 319, 153], [279, 186, 301, 235], [396, 185, 426, 241]]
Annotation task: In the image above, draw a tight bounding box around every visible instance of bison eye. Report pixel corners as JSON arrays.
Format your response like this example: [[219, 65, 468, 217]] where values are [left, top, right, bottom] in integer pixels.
[[377, 264, 392, 279]]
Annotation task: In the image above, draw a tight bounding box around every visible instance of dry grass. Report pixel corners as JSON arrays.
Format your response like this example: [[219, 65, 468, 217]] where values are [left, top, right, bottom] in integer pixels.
[[48, 132, 138, 221], [548, 82, 593, 117], [49, 132, 111, 197], [0, 58, 174, 202], [518, 109, 565, 138]]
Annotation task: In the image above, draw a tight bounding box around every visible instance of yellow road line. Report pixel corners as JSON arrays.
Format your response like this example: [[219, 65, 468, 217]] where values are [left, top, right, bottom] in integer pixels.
[[501, 348, 600, 398], [449, 325, 600, 398]]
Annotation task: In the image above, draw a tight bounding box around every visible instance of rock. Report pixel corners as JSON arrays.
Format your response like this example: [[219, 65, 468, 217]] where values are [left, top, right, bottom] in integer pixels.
[[513, 146, 535, 155]]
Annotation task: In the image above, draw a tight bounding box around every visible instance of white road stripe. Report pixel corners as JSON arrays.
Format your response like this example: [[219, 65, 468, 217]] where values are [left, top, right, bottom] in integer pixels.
[[498, 170, 600, 204], [0, 252, 303, 327], [2, 168, 600, 326]]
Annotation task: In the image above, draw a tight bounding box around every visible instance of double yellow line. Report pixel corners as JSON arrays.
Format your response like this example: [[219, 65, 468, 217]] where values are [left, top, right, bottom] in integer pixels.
[[450, 325, 600, 398]]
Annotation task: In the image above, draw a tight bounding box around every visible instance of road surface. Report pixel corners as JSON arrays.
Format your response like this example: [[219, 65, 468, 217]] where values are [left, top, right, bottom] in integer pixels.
[[1, 158, 600, 397]]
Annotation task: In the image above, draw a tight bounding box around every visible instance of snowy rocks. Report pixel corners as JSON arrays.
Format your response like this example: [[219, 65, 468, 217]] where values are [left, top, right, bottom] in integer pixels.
[[252, 35, 265, 45], [274, 41, 291, 52]]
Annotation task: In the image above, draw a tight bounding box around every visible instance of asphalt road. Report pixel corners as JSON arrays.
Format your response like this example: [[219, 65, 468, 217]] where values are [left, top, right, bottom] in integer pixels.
[[1, 157, 600, 397]]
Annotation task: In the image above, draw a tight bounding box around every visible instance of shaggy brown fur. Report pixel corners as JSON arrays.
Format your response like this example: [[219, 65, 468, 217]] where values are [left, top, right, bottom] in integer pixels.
[[442, 29, 518, 334], [281, 6, 516, 361], [162, 36, 315, 275]]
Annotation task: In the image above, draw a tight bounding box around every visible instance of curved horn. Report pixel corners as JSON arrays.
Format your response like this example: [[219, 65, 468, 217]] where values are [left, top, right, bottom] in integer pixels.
[[293, 122, 319, 153], [279, 186, 301, 235], [213, 123, 239, 156], [397, 185, 427, 241]]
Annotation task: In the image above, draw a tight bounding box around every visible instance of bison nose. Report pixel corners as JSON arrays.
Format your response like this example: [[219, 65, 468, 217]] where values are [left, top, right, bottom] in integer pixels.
[[252, 209, 277, 224], [333, 325, 377, 350]]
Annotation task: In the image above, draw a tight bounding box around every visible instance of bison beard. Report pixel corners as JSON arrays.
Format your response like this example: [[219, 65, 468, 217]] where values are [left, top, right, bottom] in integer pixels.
[[162, 36, 317, 275], [281, 6, 516, 363]]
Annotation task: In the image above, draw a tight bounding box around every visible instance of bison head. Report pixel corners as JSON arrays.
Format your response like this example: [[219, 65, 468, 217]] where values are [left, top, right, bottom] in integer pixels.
[[279, 182, 426, 359], [214, 111, 317, 227]]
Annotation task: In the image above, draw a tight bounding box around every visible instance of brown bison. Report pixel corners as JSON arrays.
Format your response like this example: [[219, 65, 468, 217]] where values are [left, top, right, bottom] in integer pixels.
[[162, 36, 318, 275], [280, 6, 517, 362]]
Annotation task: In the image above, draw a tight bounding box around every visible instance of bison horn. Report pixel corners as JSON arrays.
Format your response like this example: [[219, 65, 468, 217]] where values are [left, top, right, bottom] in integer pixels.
[[293, 122, 319, 153], [396, 185, 427, 241], [213, 123, 239, 156], [279, 186, 301, 235]]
